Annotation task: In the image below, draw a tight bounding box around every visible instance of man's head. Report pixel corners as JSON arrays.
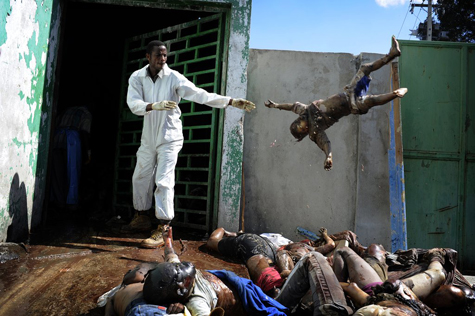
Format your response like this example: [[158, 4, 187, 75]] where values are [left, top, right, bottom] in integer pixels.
[[146, 40, 167, 76], [290, 115, 309, 142], [143, 261, 196, 305]]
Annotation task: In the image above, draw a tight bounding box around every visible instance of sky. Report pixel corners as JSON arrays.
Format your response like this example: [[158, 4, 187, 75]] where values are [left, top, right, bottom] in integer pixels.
[[249, 0, 436, 55]]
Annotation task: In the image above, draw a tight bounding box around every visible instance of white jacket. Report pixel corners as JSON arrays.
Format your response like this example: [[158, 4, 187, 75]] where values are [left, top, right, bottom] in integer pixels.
[[127, 64, 231, 146]]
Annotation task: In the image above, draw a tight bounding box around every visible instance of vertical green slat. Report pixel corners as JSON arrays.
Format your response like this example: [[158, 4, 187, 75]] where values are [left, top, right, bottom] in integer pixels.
[[213, 12, 229, 229], [457, 46, 468, 269]]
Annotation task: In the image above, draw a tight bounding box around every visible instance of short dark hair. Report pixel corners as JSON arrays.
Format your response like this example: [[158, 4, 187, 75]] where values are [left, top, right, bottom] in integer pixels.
[[146, 40, 166, 54], [290, 115, 309, 142]]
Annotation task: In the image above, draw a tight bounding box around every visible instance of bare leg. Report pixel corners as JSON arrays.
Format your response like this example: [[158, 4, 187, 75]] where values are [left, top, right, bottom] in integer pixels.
[[345, 36, 401, 111], [341, 282, 370, 308], [356, 88, 408, 113], [401, 249, 446, 300], [246, 254, 272, 283], [424, 284, 472, 309], [363, 35, 401, 75], [332, 246, 382, 289], [348, 36, 401, 88]]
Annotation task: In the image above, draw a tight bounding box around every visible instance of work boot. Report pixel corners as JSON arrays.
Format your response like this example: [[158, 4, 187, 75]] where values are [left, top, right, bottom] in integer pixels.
[[121, 212, 152, 233], [140, 224, 168, 249]]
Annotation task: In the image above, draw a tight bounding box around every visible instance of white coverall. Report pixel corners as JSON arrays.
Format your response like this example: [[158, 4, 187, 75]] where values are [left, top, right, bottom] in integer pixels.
[[127, 64, 231, 221]]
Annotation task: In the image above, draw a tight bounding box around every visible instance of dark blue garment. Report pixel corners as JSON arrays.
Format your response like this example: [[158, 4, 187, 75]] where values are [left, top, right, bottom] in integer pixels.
[[207, 270, 288, 316], [124, 297, 168, 316], [354, 75, 371, 97], [64, 129, 81, 204], [54, 128, 82, 205]]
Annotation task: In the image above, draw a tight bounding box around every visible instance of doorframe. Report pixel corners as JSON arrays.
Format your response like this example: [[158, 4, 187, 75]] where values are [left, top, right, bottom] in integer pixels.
[[43, 0, 252, 232]]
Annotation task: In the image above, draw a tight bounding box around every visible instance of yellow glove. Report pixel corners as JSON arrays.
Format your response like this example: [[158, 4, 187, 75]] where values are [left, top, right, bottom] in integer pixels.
[[231, 98, 256, 112], [151, 100, 177, 111]]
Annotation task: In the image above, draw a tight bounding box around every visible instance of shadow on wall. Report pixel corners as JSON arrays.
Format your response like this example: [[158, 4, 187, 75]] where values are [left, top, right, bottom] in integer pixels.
[[7, 173, 29, 242]]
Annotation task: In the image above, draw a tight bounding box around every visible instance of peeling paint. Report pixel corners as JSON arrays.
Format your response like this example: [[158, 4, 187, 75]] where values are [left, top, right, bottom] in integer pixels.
[[1, 0, 250, 239], [0, 0, 56, 242], [217, 0, 252, 231]]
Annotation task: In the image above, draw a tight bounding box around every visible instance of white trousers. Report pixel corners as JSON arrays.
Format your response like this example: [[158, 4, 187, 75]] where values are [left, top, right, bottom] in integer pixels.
[[132, 140, 183, 221]]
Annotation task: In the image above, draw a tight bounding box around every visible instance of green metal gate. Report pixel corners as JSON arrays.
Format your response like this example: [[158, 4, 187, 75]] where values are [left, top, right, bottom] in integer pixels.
[[114, 13, 227, 232], [399, 40, 475, 272]]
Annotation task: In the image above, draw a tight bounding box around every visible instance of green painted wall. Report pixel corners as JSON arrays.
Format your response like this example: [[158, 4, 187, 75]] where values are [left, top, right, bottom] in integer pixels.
[[0, 0, 60, 242], [0, 0, 251, 240], [400, 40, 475, 272]]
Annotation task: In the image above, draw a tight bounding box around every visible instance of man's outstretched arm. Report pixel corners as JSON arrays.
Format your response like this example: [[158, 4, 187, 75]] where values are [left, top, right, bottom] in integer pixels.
[[312, 131, 333, 171]]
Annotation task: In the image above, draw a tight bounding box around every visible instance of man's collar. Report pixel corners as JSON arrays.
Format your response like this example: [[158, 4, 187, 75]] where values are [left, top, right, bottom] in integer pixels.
[[146, 64, 171, 79]]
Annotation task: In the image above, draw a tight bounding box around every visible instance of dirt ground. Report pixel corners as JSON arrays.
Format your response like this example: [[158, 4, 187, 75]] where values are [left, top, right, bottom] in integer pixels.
[[0, 211, 249, 316]]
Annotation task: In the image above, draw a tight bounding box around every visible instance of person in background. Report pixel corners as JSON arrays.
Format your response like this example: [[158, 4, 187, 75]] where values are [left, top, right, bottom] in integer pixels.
[[50, 105, 92, 210]]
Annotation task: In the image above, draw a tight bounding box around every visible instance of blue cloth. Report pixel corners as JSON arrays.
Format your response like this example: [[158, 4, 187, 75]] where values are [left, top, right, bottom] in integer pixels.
[[64, 129, 81, 204], [125, 297, 168, 316], [354, 75, 371, 97], [208, 269, 288, 316]]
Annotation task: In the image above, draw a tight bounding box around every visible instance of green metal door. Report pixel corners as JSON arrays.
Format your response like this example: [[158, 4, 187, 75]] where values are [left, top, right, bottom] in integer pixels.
[[399, 40, 475, 272], [114, 13, 227, 232]]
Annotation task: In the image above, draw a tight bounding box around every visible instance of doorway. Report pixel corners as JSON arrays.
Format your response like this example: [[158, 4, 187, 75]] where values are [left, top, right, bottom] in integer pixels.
[[44, 1, 227, 237]]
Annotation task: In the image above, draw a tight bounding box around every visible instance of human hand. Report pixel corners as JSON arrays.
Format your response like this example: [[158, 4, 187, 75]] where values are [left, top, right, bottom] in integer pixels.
[[324, 157, 333, 171], [318, 227, 328, 237], [231, 98, 256, 112], [264, 99, 277, 108], [152, 100, 177, 111], [167, 302, 184, 314]]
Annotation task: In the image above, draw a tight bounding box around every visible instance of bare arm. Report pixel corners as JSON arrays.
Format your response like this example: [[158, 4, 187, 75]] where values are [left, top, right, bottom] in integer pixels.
[[313, 228, 336, 255], [312, 130, 333, 171], [264, 99, 295, 111]]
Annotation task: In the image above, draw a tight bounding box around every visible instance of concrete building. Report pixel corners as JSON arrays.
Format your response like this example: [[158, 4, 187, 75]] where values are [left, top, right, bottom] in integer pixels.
[[1, 0, 401, 252]]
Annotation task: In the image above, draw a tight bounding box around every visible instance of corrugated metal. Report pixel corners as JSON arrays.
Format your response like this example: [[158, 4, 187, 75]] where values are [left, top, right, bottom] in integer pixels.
[[399, 40, 475, 272]]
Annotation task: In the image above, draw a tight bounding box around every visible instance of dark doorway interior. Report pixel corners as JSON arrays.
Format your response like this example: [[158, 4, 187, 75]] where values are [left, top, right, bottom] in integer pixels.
[[41, 1, 216, 241]]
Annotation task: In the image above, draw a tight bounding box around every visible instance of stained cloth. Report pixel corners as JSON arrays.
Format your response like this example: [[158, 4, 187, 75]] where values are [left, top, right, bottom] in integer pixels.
[[217, 233, 277, 264], [256, 267, 285, 294], [207, 269, 288, 316], [125, 298, 167, 316], [361, 281, 384, 296], [354, 76, 371, 97]]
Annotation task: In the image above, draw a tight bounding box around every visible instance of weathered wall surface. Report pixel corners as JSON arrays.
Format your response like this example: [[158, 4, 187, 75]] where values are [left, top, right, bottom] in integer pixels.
[[215, 0, 253, 231], [244, 49, 392, 249], [0, 0, 59, 242]]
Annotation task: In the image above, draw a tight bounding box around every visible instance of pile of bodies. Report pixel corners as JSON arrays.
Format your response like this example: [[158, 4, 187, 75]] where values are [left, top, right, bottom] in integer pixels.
[[102, 228, 475, 316]]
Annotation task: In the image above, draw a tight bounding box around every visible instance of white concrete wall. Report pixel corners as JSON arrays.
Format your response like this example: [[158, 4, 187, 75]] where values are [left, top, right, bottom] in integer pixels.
[[244, 49, 393, 249]]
